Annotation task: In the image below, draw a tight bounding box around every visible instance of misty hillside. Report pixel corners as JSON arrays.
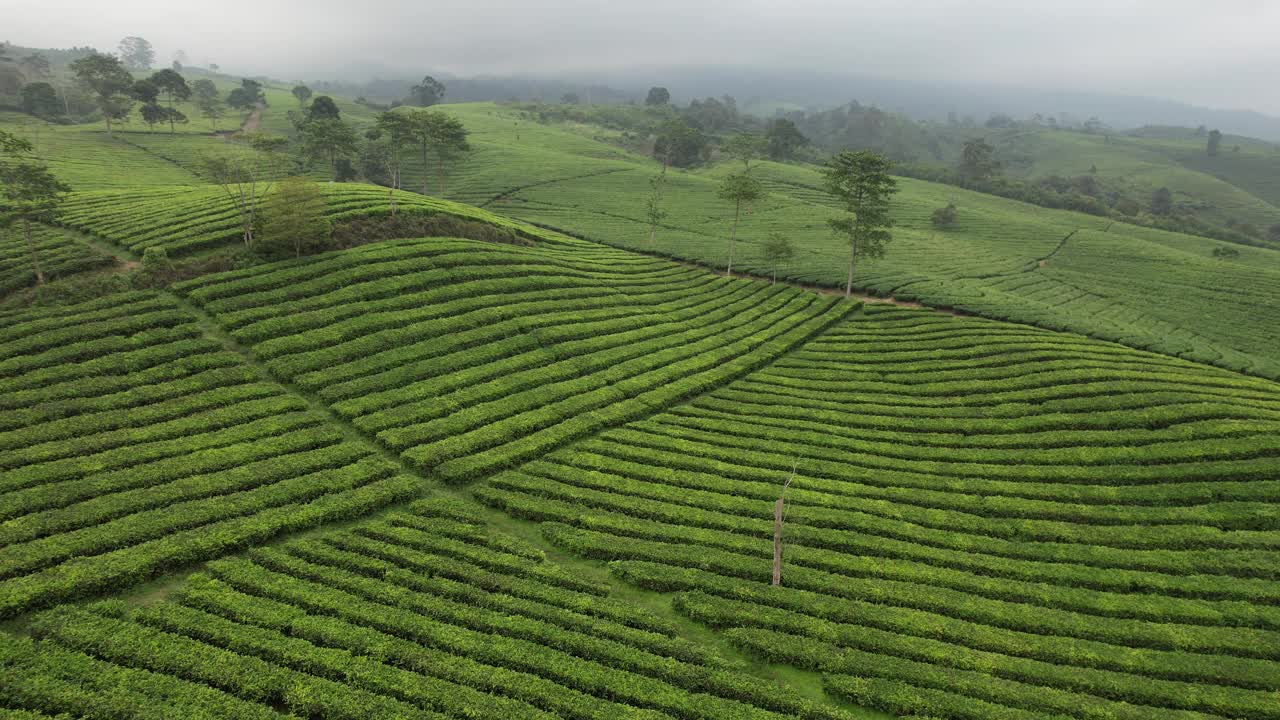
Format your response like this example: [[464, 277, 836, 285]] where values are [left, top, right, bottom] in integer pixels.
[[2, 6, 1280, 720]]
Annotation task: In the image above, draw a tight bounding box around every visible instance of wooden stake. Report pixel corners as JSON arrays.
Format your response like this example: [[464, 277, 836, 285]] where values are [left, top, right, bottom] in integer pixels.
[[772, 461, 798, 587]]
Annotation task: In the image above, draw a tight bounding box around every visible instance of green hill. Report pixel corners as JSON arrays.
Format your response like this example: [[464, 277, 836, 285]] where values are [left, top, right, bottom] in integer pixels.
[[1, 91, 1279, 720]]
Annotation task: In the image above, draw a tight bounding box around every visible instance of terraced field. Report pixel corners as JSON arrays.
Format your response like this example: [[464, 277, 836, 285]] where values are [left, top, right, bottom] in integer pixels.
[[3, 93, 1280, 720], [0, 291, 420, 617], [478, 304, 1280, 720], [6, 497, 862, 720], [55, 183, 560, 255], [175, 237, 855, 482], [0, 225, 116, 294], [417, 104, 1280, 381], [0, 113, 201, 190]]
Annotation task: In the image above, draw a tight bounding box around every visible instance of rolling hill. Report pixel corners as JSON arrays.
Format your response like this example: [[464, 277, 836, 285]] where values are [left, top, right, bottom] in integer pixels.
[[0, 89, 1278, 720]]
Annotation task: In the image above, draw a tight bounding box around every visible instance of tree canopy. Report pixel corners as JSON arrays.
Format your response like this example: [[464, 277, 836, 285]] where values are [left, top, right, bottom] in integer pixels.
[[117, 36, 155, 70], [69, 53, 134, 135], [822, 150, 898, 298], [645, 87, 670, 106], [408, 76, 445, 107]]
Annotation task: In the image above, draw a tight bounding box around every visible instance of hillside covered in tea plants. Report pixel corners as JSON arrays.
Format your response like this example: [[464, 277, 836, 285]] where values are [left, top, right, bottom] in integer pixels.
[[1, 55, 1278, 720]]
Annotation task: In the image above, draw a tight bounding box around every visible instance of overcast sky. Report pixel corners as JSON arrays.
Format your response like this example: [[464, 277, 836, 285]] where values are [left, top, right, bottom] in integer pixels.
[[4, 0, 1278, 114]]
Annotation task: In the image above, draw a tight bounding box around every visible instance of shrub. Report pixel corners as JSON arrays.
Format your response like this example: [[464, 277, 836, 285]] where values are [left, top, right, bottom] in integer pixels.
[[331, 212, 531, 249], [931, 203, 958, 229]]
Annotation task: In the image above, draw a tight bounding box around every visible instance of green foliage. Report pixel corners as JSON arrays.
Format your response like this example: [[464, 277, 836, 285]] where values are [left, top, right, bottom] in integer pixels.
[[141, 245, 170, 272], [68, 53, 134, 134], [764, 118, 808, 161], [1212, 244, 1241, 260], [644, 86, 670, 106], [298, 118, 358, 180], [116, 36, 154, 71], [958, 137, 1000, 181], [1207, 128, 1222, 156], [307, 95, 341, 121], [407, 75, 445, 107], [822, 150, 898, 296], [655, 118, 710, 168], [258, 177, 332, 259], [20, 82, 61, 119], [717, 171, 766, 273], [1151, 186, 1174, 215], [721, 132, 765, 169], [761, 232, 794, 282], [291, 84, 312, 106], [227, 78, 265, 110], [931, 202, 958, 228]]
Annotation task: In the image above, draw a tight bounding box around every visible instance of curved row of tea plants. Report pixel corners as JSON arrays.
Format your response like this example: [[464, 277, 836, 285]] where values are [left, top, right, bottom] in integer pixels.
[[175, 237, 857, 482], [11, 498, 860, 720], [477, 304, 1280, 720], [418, 104, 1280, 381], [0, 225, 116, 295], [54, 183, 582, 256], [0, 112, 201, 190], [0, 292, 419, 617]]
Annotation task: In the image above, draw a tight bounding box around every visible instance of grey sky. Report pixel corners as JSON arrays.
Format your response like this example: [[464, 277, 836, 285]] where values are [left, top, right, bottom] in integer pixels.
[[4, 0, 1278, 114]]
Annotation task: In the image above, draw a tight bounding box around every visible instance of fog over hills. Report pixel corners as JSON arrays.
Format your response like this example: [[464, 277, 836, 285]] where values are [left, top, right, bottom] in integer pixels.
[[6, 0, 1280, 137]]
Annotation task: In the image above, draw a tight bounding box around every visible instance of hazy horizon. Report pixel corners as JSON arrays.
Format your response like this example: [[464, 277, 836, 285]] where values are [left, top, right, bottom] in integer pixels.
[[4, 0, 1279, 116]]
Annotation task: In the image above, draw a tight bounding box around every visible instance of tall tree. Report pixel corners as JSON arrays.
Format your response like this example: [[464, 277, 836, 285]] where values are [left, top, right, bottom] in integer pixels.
[[227, 79, 265, 110], [643, 164, 668, 249], [654, 118, 710, 168], [69, 53, 135, 136], [306, 95, 341, 121], [401, 110, 469, 195], [149, 68, 190, 133], [722, 132, 766, 170], [259, 176, 331, 259], [762, 232, 794, 284], [764, 119, 808, 161], [299, 118, 358, 181], [958, 138, 1000, 182], [21, 83, 61, 119], [291, 84, 313, 107], [1207, 129, 1222, 157], [644, 87, 670, 106], [131, 79, 160, 105], [716, 171, 766, 276], [428, 114, 470, 195], [139, 102, 168, 132], [198, 134, 288, 248], [191, 78, 225, 130], [0, 130, 71, 286], [374, 111, 414, 213], [408, 76, 445, 107], [1151, 187, 1174, 216], [117, 36, 155, 71], [822, 150, 898, 298], [19, 53, 51, 80]]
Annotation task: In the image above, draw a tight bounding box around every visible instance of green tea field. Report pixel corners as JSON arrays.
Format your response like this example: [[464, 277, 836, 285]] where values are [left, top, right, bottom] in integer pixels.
[[1, 52, 1278, 720]]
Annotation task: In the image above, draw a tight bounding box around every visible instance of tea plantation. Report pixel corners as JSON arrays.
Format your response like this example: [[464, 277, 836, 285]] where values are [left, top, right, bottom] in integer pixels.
[[0, 92, 1278, 720]]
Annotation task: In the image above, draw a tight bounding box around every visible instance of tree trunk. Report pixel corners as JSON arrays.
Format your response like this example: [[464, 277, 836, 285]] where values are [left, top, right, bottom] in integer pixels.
[[427, 142, 437, 194], [727, 202, 740, 276], [846, 245, 855, 299], [168, 95, 176, 134], [772, 268, 777, 285], [23, 219, 45, 286], [647, 225, 656, 250], [772, 496, 784, 586]]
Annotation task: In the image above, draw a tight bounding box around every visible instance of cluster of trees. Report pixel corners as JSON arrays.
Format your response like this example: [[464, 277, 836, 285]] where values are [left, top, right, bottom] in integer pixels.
[[2, 45, 72, 120], [643, 126, 896, 293]]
